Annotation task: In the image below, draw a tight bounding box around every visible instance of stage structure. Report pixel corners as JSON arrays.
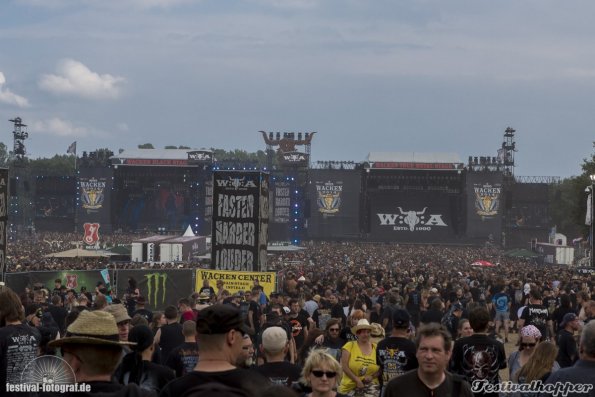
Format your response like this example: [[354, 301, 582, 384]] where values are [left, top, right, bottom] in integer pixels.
[[110, 149, 213, 235], [7, 117, 33, 237], [35, 176, 76, 232], [211, 170, 269, 272], [261, 131, 314, 244], [363, 153, 466, 243]]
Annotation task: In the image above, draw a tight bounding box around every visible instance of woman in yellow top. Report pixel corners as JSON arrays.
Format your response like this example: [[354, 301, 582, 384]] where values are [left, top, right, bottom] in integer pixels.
[[338, 319, 380, 397]]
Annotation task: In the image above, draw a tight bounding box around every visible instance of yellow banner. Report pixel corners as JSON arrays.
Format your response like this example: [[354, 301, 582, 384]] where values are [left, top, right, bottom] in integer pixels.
[[195, 269, 276, 296]]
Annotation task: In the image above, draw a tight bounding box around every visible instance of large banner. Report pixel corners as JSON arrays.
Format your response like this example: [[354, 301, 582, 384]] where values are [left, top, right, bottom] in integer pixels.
[[369, 191, 457, 242], [211, 171, 269, 271], [29, 270, 108, 292], [116, 269, 194, 311], [77, 167, 113, 233], [195, 269, 276, 296], [268, 176, 293, 242], [0, 168, 7, 280], [307, 169, 361, 239], [466, 172, 503, 241]]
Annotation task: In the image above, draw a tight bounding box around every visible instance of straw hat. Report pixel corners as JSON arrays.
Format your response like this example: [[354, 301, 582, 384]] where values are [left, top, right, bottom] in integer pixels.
[[351, 319, 374, 334], [104, 303, 131, 324], [48, 310, 136, 348]]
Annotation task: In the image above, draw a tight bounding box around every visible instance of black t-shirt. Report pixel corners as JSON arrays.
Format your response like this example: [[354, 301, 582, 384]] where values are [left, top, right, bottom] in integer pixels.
[[520, 304, 550, 338], [245, 300, 261, 335], [451, 334, 507, 397], [288, 311, 309, 349], [322, 337, 346, 362], [251, 361, 302, 387], [158, 323, 185, 365], [46, 305, 68, 335], [0, 323, 41, 397], [376, 336, 418, 388], [164, 341, 199, 377], [132, 308, 154, 323], [555, 329, 577, 368], [384, 368, 473, 397], [406, 291, 421, 312], [421, 309, 443, 324], [159, 368, 269, 397], [121, 360, 175, 395]]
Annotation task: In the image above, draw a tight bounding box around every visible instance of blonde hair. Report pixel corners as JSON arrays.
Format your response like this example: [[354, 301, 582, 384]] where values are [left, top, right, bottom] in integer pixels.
[[514, 341, 558, 383], [300, 349, 342, 386]]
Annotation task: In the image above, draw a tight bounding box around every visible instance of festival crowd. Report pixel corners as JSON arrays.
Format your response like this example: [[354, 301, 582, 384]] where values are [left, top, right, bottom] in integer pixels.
[[1, 235, 595, 397]]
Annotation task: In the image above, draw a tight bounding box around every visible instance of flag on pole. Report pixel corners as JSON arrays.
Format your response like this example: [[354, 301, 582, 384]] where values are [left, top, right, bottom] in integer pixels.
[[586, 192, 592, 226], [67, 141, 77, 154]]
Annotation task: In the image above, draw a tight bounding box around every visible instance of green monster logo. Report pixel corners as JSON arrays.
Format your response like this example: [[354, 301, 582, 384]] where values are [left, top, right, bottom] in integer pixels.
[[145, 273, 168, 307]]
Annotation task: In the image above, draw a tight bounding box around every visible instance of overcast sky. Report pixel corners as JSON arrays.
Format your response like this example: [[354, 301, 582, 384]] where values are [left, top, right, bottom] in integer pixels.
[[1, 0, 595, 178]]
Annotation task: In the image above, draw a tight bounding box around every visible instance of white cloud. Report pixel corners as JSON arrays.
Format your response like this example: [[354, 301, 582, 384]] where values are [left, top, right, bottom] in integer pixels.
[[39, 59, 124, 100], [30, 117, 89, 137], [116, 122, 129, 131], [0, 72, 30, 108]]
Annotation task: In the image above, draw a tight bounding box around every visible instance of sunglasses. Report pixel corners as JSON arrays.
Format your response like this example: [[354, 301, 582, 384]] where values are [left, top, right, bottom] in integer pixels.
[[312, 371, 337, 378], [329, 328, 340, 332], [521, 343, 536, 348]]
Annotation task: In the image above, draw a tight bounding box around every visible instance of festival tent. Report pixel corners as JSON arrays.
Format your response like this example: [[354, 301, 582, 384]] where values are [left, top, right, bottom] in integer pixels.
[[44, 248, 112, 258], [470, 260, 496, 267]]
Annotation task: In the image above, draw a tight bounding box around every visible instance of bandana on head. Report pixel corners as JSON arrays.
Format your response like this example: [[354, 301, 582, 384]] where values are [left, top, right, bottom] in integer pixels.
[[520, 325, 541, 339]]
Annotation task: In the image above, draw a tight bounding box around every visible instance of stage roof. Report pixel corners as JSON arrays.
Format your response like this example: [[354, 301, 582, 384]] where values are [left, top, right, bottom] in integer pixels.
[[111, 148, 212, 167], [366, 152, 464, 170]]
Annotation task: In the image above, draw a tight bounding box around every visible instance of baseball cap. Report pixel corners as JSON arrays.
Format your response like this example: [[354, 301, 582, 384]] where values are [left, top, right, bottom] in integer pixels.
[[559, 313, 578, 328], [392, 309, 411, 328], [261, 326, 288, 352], [196, 304, 249, 335]]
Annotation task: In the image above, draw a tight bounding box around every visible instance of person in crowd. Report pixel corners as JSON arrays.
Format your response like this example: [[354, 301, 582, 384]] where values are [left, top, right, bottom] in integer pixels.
[[304, 293, 320, 317], [0, 288, 41, 397], [420, 297, 444, 325], [105, 303, 132, 343], [151, 311, 165, 333], [377, 309, 418, 396], [45, 310, 144, 396], [451, 306, 506, 397], [316, 318, 345, 362], [328, 294, 347, 327], [457, 318, 474, 339], [198, 279, 215, 298], [125, 277, 140, 316], [253, 326, 302, 387], [518, 289, 552, 340], [341, 309, 365, 342], [154, 305, 184, 365], [131, 313, 149, 328], [338, 319, 380, 396], [47, 293, 68, 336], [132, 296, 153, 323], [162, 319, 198, 377], [159, 304, 269, 397], [552, 294, 574, 336], [300, 349, 348, 397], [511, 341, 558, 396], [556, 312, 580, 368], [177, 298, 196, 324], [441, 302, 463, 338], [541, 320, 595, 397], [584, 300, 595, 324], [118, 324, 175, 394], [237, 334, 256, 369], [384, 323, 473, 397], [246, 288, 263, 337], [194, 292, 211, 310], [288, 298, 310, 351], [405, 284, 423, 328], [491, 284, 511, 343]]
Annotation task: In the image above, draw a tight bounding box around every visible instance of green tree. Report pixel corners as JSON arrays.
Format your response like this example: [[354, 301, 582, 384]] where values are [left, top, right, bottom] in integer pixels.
[[164, 145, 177, 149], [0, 142, 9, 167], [138, 143, 154, 149]]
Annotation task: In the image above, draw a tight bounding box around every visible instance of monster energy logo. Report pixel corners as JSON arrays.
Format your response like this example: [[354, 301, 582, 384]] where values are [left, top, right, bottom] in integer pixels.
[[145, 273, 168, 307]]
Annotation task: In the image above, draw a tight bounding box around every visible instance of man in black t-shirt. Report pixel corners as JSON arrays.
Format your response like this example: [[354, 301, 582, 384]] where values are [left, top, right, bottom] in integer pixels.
[[159, 305, 269, 397], [131, 296, 153, 323], [288, 298, 309, 351], [451, 307, 506, 397], [556, 313, 579, 368], [377, 309, 418, 396], [155, 306, 184, 365], [406, 287, 422, 327], [252, 326, 301, 387], [385, 323, 472, 397], [246, 289, 262, 336], [165, 320, 199, 377], [518, 289, 553, 340]]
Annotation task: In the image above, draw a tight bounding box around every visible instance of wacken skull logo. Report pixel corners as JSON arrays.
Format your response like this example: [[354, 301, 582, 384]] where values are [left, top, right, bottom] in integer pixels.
[[377, 207, 447, 232]]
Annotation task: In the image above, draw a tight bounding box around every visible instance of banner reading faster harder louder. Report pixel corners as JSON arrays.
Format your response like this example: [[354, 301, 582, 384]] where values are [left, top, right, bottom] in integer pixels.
[[196, 269, 276, 296]]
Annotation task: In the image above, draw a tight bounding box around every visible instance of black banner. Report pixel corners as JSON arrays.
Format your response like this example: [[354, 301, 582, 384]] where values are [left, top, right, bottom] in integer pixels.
[[271, 178, 291, 224], [5, 272, 30, 293], [211, 171, 269, 271], [187, 150, 213, 164], [116, 269, 194, 311], [307, 169, 361, 239], [29, 270, 107, 292], [369, 191, 457, 242], [0, 168, 7, 281], [77, 167, 113, 233], [466, 172, 503, 241]]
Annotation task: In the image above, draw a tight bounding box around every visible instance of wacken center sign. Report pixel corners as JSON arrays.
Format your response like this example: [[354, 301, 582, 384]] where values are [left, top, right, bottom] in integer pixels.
[[474, 183, 501, 218], [376, 207, 448, 232], [211, 171, 269, 272], [316, 180, 342, 215]]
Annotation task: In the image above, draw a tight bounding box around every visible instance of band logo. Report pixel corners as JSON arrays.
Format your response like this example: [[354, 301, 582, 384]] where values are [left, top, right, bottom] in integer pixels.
[[80, 178, 106, 210], [66, 274, 78, 289], [215, 177, 257, 190], [316, 181, 342, 215], [145, 273, 168, 307], [187, 151, 213, 162], [474, 183, 501, 218], [377, 207, 447, 231], [83, 223, 100, 245]]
